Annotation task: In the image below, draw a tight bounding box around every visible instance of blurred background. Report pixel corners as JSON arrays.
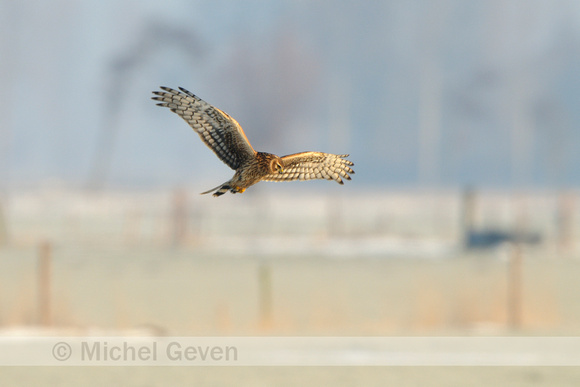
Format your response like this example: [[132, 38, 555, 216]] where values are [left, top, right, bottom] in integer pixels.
[[2, 0, 580, 384]]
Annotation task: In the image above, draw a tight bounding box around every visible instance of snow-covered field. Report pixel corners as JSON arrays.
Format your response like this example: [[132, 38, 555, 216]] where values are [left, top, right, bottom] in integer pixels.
[[1, 188, 580, 385], [1, 187, 579, 333]]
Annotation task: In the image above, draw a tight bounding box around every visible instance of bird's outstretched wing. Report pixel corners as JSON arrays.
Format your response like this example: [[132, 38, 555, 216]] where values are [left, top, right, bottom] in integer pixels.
[[262, 152, 354, 184], [152, 86, 256, 170]]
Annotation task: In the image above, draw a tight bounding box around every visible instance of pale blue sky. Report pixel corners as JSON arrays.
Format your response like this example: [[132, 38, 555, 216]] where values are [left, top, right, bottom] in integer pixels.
[[2, 0, 580, 190]]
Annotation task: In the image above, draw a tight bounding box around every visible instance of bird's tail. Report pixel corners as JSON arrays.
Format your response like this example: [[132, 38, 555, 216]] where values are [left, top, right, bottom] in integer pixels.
[[200, 181, 231, 197]]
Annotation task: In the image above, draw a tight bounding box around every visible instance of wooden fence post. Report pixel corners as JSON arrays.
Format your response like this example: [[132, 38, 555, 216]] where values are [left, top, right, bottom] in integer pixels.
[[507, 243, 523, 330], [38, 241, 52, 326], [258, 263, 273, 329], [557, 192, 575, 253], [171, 188, 188, 247], [461, 186, 475, 248], [508, 195, 526, 330], [0, 199, 7, 247]]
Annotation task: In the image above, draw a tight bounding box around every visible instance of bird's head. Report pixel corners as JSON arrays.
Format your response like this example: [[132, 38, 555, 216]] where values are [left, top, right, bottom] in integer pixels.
[[270, 157, 284, 174]]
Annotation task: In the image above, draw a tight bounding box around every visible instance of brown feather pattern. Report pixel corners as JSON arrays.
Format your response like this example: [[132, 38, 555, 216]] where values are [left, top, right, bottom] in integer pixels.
[[152, 87, 354, 196], [152, 86, 255, 170], [262, 152, 354, 184]]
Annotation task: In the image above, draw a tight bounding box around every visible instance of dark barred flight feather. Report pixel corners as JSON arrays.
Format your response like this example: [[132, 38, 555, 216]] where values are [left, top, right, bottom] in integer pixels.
[[152, 86, 354, 197]]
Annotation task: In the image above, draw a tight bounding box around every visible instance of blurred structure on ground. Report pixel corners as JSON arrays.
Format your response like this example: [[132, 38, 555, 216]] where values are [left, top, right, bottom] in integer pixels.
[[0, 187, 579, 336]]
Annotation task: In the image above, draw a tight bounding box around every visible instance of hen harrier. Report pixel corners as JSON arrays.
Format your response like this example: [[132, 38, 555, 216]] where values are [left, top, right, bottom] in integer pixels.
[[152, 87, 354, 196]]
